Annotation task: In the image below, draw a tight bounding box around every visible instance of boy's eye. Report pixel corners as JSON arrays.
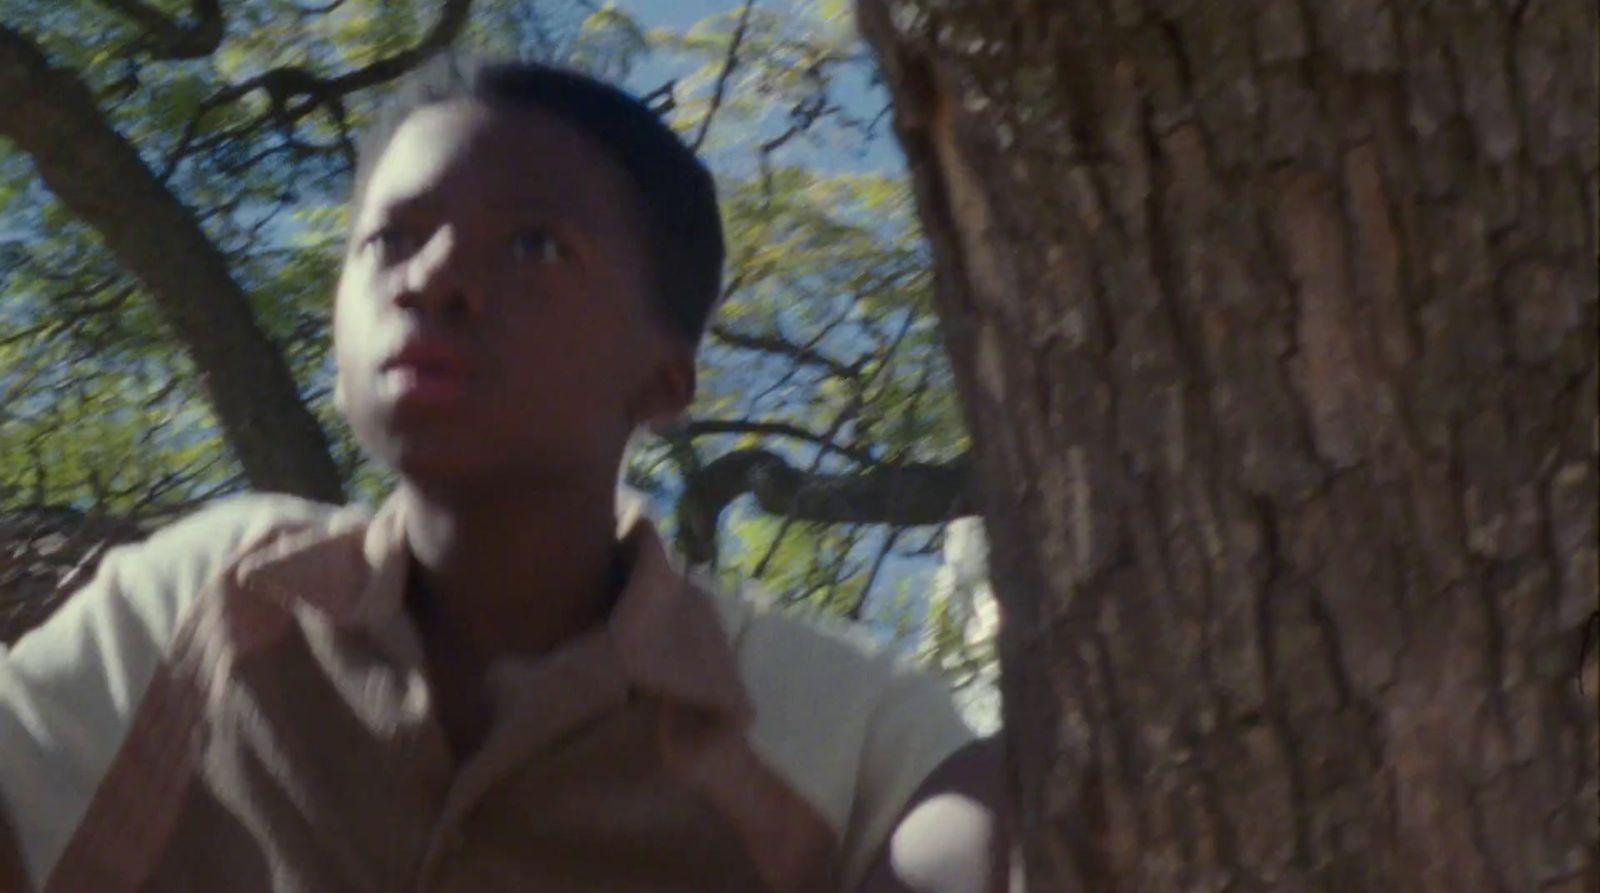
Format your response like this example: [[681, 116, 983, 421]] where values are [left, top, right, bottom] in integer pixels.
[[369, 227, 420, 261], [508, 227, 563, 265]]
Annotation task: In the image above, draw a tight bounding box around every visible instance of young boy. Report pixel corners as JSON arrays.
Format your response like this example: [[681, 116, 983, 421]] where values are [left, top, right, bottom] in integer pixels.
[[0, 60, 1005, 892]]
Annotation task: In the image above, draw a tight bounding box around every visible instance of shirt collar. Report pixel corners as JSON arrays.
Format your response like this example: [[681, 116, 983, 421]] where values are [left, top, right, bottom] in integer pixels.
[[236, 490, 751, 720]]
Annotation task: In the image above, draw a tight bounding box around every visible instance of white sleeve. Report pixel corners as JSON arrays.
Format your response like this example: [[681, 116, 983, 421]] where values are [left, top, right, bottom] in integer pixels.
[[724, 595, 977, 890], [0, 494, 333, 890], [836, 658, 977, 887]]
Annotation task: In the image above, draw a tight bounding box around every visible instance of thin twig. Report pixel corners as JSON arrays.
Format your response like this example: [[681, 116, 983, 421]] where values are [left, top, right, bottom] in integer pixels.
[[818, 523, 865, 610], [684, 419, 878, 466], [848, 527, 901, 620], [691, 0, 755, 152], [710, 323, 858, 380], [750, 394, 862, 578], [752, 514, 798, 580]]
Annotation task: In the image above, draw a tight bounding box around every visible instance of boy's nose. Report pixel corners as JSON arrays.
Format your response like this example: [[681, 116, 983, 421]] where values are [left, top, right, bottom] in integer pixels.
[[395, 225, 483, 320]]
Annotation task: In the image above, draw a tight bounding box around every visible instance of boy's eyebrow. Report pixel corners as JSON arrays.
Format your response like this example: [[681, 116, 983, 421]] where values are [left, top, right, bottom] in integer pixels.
[[486, 196, 582, 217], [489, 198, 606, 234], [367, 193, 589, 225], [367, 193, 441, 221]]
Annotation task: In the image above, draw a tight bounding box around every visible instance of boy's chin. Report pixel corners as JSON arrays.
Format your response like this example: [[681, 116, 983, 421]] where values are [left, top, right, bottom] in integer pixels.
[[387, 445, 494, 491], [380, 440, 588, 501], [361, 432, 491, 492]]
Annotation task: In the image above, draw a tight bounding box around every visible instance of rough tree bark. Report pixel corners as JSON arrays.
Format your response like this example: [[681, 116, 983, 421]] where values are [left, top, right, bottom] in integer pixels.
[[858, 2, 1597, 891]]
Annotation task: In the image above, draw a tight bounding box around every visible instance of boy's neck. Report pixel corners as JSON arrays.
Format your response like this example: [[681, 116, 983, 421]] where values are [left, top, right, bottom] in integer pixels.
[[397, 479, 626, 663]]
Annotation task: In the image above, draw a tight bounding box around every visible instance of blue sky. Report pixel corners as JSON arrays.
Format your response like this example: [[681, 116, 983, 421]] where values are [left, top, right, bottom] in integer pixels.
[[618, 0, 731, 28]]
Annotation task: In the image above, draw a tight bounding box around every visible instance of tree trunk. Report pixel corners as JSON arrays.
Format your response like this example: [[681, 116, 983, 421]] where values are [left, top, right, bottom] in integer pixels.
[[858, 2, 1597, 891]]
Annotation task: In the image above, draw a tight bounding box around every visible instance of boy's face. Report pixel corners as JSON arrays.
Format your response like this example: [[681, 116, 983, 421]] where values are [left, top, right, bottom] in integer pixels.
[[334, 100, 692, 497]]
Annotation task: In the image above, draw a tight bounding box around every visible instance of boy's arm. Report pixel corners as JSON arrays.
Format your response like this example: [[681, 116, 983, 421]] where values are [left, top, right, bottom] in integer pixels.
[[0, 495, 331, 890], [851, 737, 1010, 893], [0, 538, 175, 892]]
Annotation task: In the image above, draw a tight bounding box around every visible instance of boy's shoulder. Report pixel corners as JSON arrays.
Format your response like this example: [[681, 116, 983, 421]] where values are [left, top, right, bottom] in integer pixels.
[[124, 491, 345, 565], [83, 492, 347, 602], [0, 493, 348, 888], [8, 492, 346, 667]]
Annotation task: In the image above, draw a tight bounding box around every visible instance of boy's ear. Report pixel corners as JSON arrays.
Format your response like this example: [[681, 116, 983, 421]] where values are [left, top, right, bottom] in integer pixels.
[[632, 343, 697, 434]]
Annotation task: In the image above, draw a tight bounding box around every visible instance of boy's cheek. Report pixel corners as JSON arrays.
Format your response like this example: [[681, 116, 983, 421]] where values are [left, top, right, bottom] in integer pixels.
[[332, 262, 385, 318]]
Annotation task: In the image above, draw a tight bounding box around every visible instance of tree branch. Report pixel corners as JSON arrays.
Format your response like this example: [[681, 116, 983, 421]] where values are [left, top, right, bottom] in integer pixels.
[[684, 418, 879, 466], [197, 0, 474, 128], [691, 0, 755, 151], [292, 0, 349, 14], [675, 448, 973, 565], [165, 0, 473, 179], [323, 0, 474, 93], [92, 0, 223, 59], [742, 395, 862, 577], [751, 512, 800, 580], [0, 25, 344, 501], [709, 323, 858, 379], [848, 528, 900, 620]]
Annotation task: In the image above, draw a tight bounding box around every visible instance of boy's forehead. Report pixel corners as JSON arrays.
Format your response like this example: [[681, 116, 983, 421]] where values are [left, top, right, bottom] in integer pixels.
[[360, 100, 625, 221]]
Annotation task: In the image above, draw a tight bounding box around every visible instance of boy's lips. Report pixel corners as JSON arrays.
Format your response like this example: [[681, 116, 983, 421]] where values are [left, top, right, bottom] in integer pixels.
[[381, 340, 472, 405]]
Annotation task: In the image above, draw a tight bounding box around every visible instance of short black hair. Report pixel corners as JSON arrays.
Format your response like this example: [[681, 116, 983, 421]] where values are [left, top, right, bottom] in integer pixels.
[[350, 56, 725, 346]]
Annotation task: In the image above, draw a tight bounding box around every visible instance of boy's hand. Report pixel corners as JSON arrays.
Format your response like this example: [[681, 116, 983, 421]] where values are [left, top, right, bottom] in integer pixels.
[[853, 736, 1010, 893]]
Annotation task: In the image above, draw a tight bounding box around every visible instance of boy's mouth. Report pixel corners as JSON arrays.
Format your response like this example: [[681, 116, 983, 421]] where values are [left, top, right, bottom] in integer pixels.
[[382, 340, 471, 405]]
